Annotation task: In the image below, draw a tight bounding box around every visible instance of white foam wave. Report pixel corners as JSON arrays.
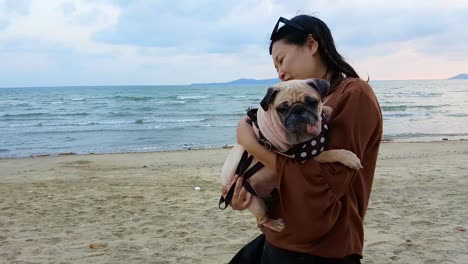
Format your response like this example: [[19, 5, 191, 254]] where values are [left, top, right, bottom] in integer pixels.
[[176, 95, 208, 100], [152, 100, 187, 105]]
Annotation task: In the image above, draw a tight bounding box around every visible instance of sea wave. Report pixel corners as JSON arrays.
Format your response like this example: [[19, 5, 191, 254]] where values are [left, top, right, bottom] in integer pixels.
[[17, 126, 197, 135], [1, 112, 50, 118], [381, 104, 450, 111], [1, 112, 89, 119], [112, 96, 154, 101], [2, 118, 210, 128], [176, 95, 208, 100], [382, 113, 414, 118], [151, 100, 187, 105], [199, 123, 237, 128], [70, 98, 86, 101], [152, 118, 207, 123], [3, 102, 31, 107], [447, 113, 468, 117], [108, 112, 137, 117], [3, 121, 98, 128], [393, 92, 443, 97], [135, 106, 159, 111], [385, 132, 468, 140]]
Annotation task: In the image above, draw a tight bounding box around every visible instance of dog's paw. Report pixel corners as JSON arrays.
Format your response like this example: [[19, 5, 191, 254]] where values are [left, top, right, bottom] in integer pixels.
[[341, 151, 363, 170], [262, 218, 286, 232]]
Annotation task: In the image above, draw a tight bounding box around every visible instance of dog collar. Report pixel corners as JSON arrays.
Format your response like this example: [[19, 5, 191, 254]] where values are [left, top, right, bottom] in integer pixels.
[[246, 108, 329, 163]]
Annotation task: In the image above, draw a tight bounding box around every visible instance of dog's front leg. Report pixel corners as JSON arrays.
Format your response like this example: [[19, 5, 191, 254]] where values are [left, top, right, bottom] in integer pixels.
[[314, 149, 362, 169]]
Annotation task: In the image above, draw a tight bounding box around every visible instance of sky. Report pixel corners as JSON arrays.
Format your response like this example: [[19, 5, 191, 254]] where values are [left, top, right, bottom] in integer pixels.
[[0, 0, 467, 87]]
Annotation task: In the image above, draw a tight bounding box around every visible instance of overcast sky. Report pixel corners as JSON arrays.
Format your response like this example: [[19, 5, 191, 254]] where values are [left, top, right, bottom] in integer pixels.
[[0, 0, 467, 87]]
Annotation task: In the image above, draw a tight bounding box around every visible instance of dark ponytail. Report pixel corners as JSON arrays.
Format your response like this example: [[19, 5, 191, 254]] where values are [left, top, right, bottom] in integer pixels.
[[269, 15, 360, 88]]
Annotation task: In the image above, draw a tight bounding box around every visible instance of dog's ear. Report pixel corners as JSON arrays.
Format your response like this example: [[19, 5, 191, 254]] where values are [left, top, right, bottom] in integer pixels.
[[260, 87, 279, 111], [305, 79, 330, 99]]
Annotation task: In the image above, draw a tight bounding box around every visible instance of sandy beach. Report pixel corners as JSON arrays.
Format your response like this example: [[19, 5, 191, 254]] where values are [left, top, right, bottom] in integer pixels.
[[1, 141, 467, 264]]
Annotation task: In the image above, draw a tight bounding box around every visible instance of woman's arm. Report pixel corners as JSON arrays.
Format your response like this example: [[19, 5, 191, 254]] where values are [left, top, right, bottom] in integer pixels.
[[236, 116, 276, 170]]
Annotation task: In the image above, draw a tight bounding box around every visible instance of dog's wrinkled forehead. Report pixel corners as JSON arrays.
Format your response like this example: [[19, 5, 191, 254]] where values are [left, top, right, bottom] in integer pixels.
[[278, 79, 330, 101], [260, 79, 330, 111]]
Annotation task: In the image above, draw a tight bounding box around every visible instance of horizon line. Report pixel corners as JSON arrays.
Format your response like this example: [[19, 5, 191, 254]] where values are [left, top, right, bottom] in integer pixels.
[[0, 77, 463, 89]]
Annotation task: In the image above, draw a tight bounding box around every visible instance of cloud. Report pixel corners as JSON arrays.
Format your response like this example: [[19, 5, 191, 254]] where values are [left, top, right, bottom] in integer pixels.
[[0, 18, 8, 30], [60, 2, 76, 16], [2, 0, 31, 16], [92, 0, 468, 58], [93, 0, 277, 53], [0, 0, 119, 52], [356, 43, 468, 80], [0, 0, 467, 87]]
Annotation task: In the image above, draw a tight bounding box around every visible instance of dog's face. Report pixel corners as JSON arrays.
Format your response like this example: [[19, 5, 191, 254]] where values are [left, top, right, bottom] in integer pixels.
[[260, 79, 330, 143]]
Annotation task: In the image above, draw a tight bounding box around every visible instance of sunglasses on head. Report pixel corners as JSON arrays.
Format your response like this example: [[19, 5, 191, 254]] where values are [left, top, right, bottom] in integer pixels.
[[270, 17, 307, 40]]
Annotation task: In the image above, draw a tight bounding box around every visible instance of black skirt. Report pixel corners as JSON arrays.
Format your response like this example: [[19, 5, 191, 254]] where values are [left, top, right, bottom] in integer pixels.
[[229, 234, 361, 264], [229, 234, 265, 264]]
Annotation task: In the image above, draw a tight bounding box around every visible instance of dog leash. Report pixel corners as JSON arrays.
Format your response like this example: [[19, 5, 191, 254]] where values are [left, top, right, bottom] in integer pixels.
[[219, 147, 264, 210], [219, 108, 329, 209]]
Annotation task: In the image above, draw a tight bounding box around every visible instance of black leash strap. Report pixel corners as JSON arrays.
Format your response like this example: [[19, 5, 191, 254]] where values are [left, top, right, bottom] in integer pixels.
[[219, 150, 264, 210]]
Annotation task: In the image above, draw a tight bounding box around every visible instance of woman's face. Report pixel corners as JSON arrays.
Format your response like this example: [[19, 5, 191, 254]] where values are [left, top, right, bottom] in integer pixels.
[[271, 38, 325, 81]]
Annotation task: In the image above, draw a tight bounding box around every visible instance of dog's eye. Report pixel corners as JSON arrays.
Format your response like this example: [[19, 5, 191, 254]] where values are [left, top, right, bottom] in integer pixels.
[[305, 96, 319, 107], [276, 103, 289, 114], [277, 107, 288, 114]]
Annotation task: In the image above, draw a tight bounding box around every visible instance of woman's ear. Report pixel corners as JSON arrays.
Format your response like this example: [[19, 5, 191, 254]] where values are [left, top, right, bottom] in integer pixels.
[[306, 34, 318, 55]]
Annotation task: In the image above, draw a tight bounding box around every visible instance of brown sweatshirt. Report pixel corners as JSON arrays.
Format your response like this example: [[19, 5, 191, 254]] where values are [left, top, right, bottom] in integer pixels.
[[263, 78, 383, 258]]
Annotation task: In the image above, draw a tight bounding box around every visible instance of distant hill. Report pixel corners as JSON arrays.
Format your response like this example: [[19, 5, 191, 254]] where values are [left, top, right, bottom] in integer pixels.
[[447, 73, 468, 80], [191, 78, 279, 86]]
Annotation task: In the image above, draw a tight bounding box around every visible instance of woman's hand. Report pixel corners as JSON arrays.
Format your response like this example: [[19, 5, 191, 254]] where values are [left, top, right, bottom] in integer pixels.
[[236, 116, 257, 147], [221, 174, 252, 210]]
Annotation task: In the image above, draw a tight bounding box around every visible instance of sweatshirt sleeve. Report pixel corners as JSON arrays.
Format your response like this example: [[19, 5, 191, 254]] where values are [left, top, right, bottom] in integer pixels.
[[274, 80, 381, 238]]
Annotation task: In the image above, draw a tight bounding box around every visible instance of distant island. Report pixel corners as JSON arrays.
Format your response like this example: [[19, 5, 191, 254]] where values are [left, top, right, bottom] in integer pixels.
[[447, 73, 468, 80], [191, 74, 468, 86], [191, 78, 279, 86]]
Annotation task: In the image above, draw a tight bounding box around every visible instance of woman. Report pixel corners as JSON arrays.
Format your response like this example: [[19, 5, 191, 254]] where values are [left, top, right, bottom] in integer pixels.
[[225, 15, 383, 263]]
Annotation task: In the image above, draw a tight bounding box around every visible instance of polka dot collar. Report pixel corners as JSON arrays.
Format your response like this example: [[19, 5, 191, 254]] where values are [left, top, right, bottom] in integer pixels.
[[280, 113, 329, 163], [247, 108, 329, 163]]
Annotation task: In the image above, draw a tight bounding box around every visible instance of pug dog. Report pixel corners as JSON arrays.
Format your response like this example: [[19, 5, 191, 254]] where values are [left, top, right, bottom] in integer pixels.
[[220, 79, 362, 232]]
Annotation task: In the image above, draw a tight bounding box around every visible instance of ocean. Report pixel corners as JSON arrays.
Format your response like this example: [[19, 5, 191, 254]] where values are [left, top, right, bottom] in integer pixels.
[[1, 80, 467, 158]]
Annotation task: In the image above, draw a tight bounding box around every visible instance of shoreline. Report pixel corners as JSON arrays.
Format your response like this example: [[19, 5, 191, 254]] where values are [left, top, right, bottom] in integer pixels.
[[1, 141, 468, 263], [1, 138, 467, 160]]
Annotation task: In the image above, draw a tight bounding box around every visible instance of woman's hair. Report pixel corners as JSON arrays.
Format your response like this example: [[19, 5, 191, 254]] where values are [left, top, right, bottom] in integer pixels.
[[269, 15, 359, 87]]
